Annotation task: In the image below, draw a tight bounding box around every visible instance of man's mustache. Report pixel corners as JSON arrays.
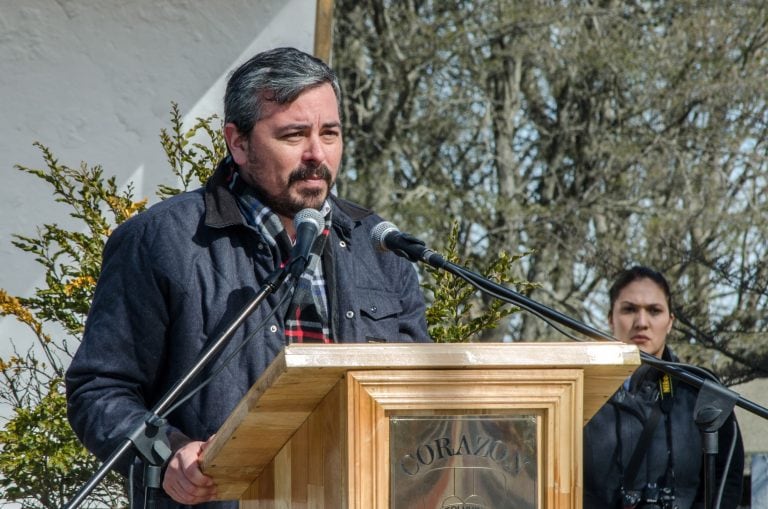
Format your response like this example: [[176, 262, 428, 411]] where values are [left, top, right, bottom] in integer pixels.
[[288, 164, 333, 185]]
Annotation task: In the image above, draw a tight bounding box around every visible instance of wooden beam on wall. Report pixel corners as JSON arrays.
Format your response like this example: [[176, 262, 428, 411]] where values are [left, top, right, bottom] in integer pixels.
[[314, 0, 335, 64]]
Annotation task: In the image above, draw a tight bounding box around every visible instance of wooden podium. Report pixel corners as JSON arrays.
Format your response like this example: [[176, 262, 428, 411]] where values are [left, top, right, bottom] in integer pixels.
[[200, 342, 639, 508]]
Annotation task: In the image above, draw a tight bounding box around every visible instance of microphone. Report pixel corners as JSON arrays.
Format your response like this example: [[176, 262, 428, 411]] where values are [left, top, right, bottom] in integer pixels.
[[370, 221, 445, 267], [288, 208, 325, 277]]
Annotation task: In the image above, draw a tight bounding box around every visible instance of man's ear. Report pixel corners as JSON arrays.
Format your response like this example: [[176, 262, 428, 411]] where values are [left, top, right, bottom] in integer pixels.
[[224, 123, 248, 166]]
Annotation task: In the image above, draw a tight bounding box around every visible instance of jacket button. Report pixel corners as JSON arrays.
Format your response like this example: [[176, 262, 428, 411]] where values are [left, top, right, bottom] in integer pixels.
[[345, 310, 355, 319], [339, 240, 347, 248], [258, 243, 265, 251], [370, 306, 377, 313], [269, 325, 278, 333]]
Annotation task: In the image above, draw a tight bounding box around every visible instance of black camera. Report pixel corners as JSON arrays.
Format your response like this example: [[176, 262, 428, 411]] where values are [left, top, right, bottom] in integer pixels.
[[621, 483, 677, 509]]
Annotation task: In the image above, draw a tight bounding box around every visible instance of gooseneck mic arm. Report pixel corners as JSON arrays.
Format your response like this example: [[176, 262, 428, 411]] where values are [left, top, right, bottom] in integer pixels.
[[370, 220, 768, 422]]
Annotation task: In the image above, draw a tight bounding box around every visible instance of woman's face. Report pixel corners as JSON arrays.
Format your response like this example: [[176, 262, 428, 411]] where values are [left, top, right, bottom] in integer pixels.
[[609, 277, 674, 358]]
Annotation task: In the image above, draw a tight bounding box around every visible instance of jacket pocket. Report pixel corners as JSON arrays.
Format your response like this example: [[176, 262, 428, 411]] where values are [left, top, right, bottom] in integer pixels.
[[358, 289, 403, 342]]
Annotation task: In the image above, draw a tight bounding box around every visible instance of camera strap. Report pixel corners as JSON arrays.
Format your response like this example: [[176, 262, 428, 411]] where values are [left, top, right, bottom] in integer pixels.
[[621, 372, 675, 490], [623, 402, 663, 489]]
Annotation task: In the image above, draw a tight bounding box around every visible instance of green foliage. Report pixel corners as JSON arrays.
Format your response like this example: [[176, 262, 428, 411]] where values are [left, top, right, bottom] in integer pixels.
[[0, 106, 225, 507], [425, 223, 537, 343], [1, 143, 147, 506], [157, 102, 225, 198], [0, 380, 124, 509], [12, 142, 145, 337]]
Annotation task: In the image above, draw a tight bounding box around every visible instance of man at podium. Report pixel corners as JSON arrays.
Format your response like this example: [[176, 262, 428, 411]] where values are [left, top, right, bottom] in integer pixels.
[[65, 47, 430, 507]]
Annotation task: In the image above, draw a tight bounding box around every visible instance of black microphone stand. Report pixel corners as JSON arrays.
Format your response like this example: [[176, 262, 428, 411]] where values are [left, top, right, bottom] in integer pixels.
[[693, 378, 740, 509], [61, 264, 297, 509], [413, 246, 767, 509]]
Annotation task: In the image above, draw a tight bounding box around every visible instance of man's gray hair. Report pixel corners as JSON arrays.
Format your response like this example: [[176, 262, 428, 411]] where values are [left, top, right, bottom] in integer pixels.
[[224, 47, 342, 134]]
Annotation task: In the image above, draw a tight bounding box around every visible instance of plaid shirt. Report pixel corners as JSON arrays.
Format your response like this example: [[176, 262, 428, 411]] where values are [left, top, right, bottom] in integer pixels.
[[229, 170, 333, 343]]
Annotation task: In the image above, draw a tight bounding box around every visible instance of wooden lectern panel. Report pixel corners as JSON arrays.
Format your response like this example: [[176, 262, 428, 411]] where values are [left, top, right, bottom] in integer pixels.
[[200, 342, 639, 505], [346, 368, 582, 508]]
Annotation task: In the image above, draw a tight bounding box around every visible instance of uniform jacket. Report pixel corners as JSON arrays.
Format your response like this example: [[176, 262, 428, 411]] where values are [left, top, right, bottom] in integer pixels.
[[65, 160, 430, 507], [583, 347, 744, 509]]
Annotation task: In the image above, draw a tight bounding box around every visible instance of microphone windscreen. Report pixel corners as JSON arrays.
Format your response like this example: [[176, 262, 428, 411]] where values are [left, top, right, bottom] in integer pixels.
[[370, 221, 399, 251], [294, 208, 325, 232]]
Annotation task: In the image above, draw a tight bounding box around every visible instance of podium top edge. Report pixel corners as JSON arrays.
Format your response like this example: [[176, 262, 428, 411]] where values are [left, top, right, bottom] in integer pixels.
[[281, 341, 640, 369]]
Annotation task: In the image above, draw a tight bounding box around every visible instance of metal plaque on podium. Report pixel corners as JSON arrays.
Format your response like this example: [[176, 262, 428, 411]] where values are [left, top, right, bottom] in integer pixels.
[[391, 415, 537, 508]]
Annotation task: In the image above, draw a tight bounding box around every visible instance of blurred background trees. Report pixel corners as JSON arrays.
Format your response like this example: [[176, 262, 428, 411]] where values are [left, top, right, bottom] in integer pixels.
[[333, 0, 768, 384]]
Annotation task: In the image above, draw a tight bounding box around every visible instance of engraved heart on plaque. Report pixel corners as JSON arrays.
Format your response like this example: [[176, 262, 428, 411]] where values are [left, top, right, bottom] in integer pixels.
[[441, 494, 490, 509]]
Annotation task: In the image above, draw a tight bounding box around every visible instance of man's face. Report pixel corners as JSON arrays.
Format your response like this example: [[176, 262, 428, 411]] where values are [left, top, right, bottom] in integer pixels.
[[609, 277, 674, 358], [226, 83, 342, 222]]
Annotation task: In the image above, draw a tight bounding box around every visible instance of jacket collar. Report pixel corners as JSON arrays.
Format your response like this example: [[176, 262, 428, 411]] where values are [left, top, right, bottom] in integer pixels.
[[628, 345, 679, 391], [204, 156, 245, 228]]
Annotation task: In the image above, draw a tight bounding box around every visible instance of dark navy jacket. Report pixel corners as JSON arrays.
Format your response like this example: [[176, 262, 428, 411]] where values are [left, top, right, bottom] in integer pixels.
[[65, 161, 429, 506], [583, 347, 744, 509]]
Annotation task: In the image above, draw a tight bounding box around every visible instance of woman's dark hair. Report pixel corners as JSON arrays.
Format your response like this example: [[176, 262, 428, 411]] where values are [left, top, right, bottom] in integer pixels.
[[608, 265, 673, 316]]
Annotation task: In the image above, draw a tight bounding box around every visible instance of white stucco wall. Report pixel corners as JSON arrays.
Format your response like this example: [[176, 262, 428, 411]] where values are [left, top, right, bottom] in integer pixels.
[[0, 0, 317, 365], [733, 378, 768, 508], [733, 379, 768, 458]]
